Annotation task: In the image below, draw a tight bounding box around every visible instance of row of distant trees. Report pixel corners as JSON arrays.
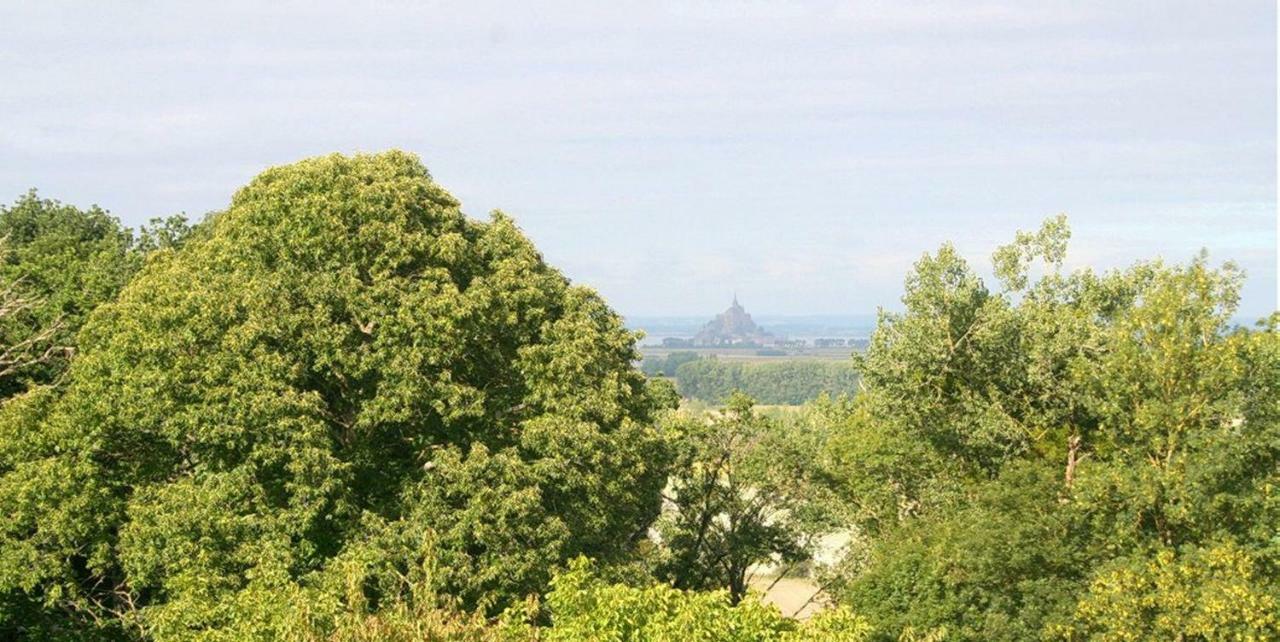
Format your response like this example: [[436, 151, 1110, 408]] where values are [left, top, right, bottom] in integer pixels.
[[659, 336, 866, 349], [643, 352, 859, 404]]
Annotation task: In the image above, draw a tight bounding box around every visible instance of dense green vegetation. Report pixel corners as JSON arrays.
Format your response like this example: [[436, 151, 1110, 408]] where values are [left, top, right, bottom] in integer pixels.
[[654, 393, 834, 606], [0, 153, 671, 639], [0, 154, 1276, 641], [818, 216, 1279, 640], [0, 193, 193, 399], [639, 350, 702, 377], [670, 357, 859, 404], [312, 558, 871, 642]]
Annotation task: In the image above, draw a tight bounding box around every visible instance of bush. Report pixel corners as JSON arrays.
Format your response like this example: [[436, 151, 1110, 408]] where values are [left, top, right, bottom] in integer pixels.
[[539, 558, 871, 642]]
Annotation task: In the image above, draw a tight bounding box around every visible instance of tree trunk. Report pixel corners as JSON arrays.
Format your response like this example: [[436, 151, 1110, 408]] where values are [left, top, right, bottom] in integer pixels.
[[1065, 434, 1082, 488]]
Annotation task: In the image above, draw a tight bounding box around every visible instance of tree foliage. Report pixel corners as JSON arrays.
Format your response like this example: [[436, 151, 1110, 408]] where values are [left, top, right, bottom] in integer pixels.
[[0, 152, 674, 640], [823, 216, 1280, 640], [0, 192, 142, 397], [536, 558, 870, 642], [640, 351, 701, 378], [2, 166, 1275, 641], [1057, 541, 1277, 641], [654, 394, 832, 605], [303, 557, 870, 642]]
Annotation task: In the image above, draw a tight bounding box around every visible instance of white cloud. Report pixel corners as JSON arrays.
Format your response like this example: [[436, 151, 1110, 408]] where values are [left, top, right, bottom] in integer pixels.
[[0, 0, 1273, 315]]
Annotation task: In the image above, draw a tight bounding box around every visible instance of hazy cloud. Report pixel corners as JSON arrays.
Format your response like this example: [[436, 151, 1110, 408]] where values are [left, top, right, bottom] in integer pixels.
[[1, 0, 1274, 316]]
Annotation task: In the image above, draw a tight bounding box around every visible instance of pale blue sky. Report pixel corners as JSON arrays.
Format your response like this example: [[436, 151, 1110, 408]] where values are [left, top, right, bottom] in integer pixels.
[[1, 1, 1275, 317]]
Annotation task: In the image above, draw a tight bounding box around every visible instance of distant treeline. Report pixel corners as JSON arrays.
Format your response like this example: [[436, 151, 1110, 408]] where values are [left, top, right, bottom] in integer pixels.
[[644, 352, 858, 404], [641, 351, 703, 377]]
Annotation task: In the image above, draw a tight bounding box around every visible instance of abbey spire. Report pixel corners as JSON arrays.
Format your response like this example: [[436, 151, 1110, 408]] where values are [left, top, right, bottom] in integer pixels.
[[693, 296, 774, 346]]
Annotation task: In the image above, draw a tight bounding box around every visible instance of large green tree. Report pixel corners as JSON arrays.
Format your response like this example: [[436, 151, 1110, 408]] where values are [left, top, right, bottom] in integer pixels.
[[825, 217, 1280, 640], [0, 152, 673, 640], [655, 393, 834, 605]]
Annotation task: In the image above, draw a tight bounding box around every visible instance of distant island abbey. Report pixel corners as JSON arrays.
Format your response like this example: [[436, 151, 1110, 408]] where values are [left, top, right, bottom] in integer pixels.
[[649, 297, 862, 350], [690, 296, 777, 347]]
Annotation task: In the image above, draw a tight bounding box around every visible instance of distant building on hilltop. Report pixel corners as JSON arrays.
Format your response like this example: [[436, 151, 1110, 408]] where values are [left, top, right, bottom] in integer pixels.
[[693, 296, 777, 346]]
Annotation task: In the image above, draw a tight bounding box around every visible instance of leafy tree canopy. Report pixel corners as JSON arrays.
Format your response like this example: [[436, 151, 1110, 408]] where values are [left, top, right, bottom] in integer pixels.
[[310, 557, 872, 642], [0, 192, 140, 396], [824, 216, 1280, 640], [0, 152, 674, 640], [654, 393, 835, 605], [0, 192, 199, 400]]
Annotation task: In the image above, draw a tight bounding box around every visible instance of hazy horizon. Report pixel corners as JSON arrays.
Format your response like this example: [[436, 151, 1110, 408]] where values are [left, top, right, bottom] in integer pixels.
[[2, 1, 1275, 318]]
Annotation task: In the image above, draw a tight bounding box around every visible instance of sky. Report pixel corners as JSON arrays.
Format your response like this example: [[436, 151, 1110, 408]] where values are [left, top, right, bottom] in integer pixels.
[[1, 1, 1275, 318]]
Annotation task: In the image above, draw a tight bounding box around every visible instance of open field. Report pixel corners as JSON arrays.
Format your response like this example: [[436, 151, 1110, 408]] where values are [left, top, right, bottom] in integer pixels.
[[750, 576, 827, 620]]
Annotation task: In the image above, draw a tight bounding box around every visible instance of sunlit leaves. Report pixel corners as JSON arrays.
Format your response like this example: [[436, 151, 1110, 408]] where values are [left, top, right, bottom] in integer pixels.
[[0, 152, 669, 639]]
